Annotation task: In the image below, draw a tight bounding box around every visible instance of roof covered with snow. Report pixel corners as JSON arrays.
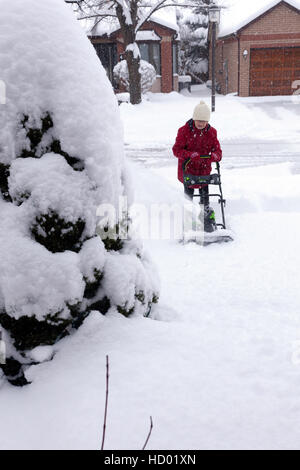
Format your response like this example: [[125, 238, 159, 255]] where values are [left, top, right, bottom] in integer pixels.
[[136, 30, 161, 41], [219, 0, 300, 38], [150, 7, 179, 32], [84, 17, 119, 37], [85, 6, 178, 37]]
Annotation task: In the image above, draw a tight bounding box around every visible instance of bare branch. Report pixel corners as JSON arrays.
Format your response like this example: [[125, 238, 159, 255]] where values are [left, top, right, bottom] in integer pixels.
[[78, 13, 117, 20], [66, 0, 224, 28], [142, 416, 154, 450]]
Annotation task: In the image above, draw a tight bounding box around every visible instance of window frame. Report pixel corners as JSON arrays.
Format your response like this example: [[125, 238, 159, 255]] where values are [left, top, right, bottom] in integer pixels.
[[138, 41, 161, 76], [172, 42, 179, 75]]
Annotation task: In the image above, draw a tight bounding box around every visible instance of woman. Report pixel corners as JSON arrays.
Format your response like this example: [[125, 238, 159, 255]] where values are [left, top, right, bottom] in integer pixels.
[[172, 101, 222, 232]]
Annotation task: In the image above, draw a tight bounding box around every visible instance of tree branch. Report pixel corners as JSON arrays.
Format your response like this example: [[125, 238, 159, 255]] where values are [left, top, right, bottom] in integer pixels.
[[66, 0, 225, 28], [78, 13, 117, 20]]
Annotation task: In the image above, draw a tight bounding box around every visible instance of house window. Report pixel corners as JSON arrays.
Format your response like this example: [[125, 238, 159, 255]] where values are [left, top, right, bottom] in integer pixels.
[[138, 42, 161, 75], [93, 43, 117, 86], [172, 43, 178, 74]]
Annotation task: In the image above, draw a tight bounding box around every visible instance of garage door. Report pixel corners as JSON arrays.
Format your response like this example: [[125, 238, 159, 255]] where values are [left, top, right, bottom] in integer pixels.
[[250, 47, 300, 96]]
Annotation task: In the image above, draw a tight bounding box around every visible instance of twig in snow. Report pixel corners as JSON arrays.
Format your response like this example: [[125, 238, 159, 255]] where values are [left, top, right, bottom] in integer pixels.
[[101, 355, 109, 450], [100, 356, 154, 450], [142, 416, 153, 450]]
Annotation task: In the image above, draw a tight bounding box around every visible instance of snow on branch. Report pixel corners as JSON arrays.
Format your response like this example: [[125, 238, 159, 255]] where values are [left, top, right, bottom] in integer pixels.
[[115, 0, 133, 25], [126, 42, 141, 59], [66, 0, 215, 30]]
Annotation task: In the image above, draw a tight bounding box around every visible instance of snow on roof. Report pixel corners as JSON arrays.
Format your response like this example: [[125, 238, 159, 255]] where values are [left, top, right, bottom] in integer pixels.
[[85, 6, 178, 37], [84, 17, 119, 37], [219, 0, 300, 38], [136, 30, 161, 41], [150, 7, 179, 32]]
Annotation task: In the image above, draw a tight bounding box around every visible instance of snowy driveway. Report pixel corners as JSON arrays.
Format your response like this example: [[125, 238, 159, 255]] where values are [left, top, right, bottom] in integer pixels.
[[123, 85, 300, 169], [125, 139, 300, 169]]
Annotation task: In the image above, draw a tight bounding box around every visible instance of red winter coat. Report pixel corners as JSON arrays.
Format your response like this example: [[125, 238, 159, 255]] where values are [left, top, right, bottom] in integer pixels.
[[172, 119, 222, 183]]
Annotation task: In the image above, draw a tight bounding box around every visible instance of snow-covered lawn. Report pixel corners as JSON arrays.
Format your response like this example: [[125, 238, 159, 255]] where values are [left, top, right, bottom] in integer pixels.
[[1, 88, 300, 450]]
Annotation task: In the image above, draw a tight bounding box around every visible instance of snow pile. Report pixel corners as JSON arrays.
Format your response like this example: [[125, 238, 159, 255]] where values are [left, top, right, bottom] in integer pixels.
[[114, 59, 156, 94], [0, 0, 159, 387]]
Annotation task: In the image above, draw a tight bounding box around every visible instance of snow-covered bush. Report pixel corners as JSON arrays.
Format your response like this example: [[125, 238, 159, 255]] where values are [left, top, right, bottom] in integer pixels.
[[0, 0, 159, 386], [114, 60, 156, 94]]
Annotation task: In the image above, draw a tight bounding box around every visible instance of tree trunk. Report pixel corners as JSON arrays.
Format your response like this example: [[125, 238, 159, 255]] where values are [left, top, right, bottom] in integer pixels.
[[116, 4, 141, 105], [126, 51, 141, 105]]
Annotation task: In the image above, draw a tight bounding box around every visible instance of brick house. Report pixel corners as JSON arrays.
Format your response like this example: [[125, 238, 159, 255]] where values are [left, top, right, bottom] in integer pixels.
[[209, 0, 300, 96], [88, 15, 179, 93]]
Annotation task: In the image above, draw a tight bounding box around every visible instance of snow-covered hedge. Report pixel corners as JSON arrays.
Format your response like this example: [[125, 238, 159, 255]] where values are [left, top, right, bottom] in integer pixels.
[[0, 0, 159, 386], [114, 60, 156, 94]]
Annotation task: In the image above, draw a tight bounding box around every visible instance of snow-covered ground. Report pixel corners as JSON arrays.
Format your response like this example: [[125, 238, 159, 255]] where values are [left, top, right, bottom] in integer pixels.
[[123, 85, 300, 168], [1, 87, 300, 450]]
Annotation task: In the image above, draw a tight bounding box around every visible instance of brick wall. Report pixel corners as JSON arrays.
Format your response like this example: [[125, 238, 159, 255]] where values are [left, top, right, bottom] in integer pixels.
[[215, 39, 239, 94], [241, 2, 300, 35]]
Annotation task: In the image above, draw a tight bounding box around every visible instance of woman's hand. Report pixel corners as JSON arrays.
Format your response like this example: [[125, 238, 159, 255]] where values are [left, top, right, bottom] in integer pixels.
[[210, 152, 221, 162], [190, 152, 200, 159]]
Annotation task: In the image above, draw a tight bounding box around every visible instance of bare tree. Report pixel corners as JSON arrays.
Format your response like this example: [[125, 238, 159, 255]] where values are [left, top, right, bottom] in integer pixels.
[[66, 1, 212, 104]]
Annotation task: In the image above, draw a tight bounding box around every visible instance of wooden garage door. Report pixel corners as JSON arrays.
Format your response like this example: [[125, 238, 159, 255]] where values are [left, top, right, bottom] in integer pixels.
[[250, 47, 300, 96]]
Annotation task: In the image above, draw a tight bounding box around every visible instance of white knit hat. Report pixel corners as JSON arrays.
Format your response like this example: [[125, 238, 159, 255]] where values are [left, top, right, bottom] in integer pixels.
[[193, 101, 211, 122]]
